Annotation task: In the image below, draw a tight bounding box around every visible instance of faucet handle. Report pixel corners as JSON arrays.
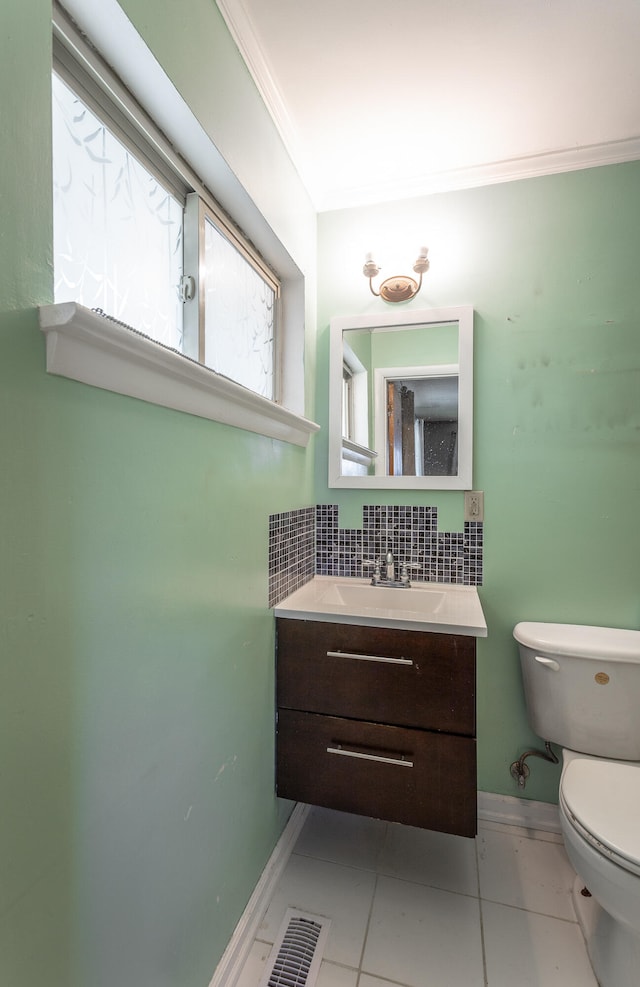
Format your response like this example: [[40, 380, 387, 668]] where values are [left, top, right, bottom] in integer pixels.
[[363, 558, 382, 585]]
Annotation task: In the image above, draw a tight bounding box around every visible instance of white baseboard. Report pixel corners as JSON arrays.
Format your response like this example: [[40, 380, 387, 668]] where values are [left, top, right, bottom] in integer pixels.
[[478, 790, 561, 834], [208, 803, 311, 987]]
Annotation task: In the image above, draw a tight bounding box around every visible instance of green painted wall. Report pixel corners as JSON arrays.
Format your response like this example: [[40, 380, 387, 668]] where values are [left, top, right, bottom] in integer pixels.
[[370, 323, 458, 368], [0, 1, 315, 985], [316, 163, 640, 803]]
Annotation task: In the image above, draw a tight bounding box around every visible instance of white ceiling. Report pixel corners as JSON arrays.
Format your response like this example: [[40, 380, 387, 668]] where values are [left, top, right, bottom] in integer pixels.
[[217, 0, 640, 212]]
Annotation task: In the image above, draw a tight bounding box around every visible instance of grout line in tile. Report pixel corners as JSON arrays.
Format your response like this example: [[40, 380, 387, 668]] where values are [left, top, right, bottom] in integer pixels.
[[477, 820, 563, 844], [288, 849, 382, 877], [370, 869, 481, 903], [358, 974, 415, 987], [373, 820, 390, 872], [320, 958, 360, 976], [357, 871, 380, 980], [475, 840, 489, 987], [479, 896, 580, 924], [291, 847, 382, 874]]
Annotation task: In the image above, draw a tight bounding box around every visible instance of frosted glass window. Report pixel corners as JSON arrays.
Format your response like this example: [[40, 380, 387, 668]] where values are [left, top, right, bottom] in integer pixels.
[[203, 217, 276, 400], [52, 73, 184, 349]]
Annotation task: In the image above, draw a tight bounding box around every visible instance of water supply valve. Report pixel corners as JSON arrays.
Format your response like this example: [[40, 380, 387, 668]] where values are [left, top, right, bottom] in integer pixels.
[[510, 742, 558, 789]]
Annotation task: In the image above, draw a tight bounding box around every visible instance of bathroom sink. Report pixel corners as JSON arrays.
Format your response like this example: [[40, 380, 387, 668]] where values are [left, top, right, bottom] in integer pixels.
[[317, 581, 445, 616], [274, 576, 487, 636]]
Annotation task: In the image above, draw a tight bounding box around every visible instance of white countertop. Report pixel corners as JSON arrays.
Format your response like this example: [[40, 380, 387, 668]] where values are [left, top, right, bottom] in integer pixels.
[[274, 576, 487, 637]]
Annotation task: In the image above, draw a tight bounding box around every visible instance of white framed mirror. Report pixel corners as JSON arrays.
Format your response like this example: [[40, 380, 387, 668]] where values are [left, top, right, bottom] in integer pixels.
[[328, 306, 473, 489]]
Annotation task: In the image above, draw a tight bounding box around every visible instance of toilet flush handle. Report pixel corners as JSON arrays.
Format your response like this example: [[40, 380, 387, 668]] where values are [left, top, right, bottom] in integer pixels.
[[534, 655, 560, 672]]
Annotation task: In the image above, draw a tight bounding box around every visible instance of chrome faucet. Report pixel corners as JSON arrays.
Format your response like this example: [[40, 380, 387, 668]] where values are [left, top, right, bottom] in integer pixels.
[[385, 548, 395, 583], [366, 553, 411, 587]]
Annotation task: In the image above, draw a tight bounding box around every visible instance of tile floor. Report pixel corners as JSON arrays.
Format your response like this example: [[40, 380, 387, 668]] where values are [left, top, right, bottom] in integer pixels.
[[236, 806, 599, 987]]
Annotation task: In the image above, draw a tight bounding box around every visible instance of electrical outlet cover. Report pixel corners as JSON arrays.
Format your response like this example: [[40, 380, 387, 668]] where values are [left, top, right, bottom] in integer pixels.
[[464, 490, 484, 521]]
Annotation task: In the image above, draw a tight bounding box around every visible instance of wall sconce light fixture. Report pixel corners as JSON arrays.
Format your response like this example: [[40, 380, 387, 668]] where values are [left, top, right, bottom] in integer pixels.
[[363, 246, 430, 303]]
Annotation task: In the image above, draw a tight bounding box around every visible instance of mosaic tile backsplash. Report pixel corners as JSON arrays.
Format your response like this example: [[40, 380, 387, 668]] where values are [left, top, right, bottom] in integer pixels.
[[317, 504, 483, 585], [269, 504, 484, 607], [268, 507, 316, 608]]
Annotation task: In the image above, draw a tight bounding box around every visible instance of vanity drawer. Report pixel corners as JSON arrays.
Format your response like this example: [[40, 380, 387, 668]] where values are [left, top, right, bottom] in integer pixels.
[[276, 618, 475, 735], [277, 708, 477, 837]]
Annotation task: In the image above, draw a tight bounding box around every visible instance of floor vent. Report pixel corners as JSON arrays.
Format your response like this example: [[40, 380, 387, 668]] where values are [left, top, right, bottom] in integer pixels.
[[258, 908, 331, 987]]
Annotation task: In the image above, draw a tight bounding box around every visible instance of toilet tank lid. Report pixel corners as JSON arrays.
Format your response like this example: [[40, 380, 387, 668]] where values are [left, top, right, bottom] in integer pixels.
[[513, 622, 640, 662]]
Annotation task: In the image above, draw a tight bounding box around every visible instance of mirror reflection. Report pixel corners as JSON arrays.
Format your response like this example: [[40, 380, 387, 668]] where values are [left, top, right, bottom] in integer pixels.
[[381, 373, 459, 477], [328, 306, 473, 490]]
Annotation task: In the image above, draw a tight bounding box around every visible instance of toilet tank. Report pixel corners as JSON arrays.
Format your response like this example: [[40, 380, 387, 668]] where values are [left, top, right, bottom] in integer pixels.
[[514, 622, 640, 760]]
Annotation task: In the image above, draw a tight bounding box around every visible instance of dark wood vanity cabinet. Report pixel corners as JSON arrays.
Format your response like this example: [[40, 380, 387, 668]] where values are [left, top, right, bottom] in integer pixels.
[[276, 618, 477, 837]]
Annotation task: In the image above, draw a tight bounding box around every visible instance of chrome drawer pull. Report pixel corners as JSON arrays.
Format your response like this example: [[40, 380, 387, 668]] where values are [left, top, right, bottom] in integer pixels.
[[326, 746, 414, 768], [326, 650, 413, 666]]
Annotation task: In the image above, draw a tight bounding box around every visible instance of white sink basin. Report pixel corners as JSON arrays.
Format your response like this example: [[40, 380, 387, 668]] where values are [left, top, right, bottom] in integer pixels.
[[318, 581, 445, 616], [274, 576, 487, 636]]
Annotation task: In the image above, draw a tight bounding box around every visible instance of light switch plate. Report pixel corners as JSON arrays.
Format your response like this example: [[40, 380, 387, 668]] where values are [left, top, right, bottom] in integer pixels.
[[464, 490, 484, 522]]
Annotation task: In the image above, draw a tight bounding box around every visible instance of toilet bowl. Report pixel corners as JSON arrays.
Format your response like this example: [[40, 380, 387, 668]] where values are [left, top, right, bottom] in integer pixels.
[[513, 622, 640, 987], [559, 751, 640, 987]]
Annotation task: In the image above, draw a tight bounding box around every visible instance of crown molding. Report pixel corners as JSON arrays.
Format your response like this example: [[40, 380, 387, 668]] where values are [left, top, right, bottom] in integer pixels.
[[216, 0, 305, 169], [315, 136, 640, 212]]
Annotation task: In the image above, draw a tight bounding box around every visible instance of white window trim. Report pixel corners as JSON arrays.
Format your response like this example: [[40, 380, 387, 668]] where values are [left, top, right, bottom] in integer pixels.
[[39, 303, 319, 447], [341, 438, 378, 467]]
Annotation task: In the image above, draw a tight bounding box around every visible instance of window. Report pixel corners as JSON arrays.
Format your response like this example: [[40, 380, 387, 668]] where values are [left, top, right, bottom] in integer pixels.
[[181, 196, 280, 401], [52, 65, 279, 400], [203, 215, 277, 399], [42, 5, 319, 445], [52, 73, 185, 350]]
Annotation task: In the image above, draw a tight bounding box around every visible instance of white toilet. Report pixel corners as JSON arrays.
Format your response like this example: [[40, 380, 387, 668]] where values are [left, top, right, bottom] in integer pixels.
[[514, 621, 640, 987]]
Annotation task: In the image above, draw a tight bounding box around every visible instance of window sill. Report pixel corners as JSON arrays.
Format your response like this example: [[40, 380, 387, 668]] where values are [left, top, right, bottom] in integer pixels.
[[39, 303, 320, 447], [341, 438, 377, 467]]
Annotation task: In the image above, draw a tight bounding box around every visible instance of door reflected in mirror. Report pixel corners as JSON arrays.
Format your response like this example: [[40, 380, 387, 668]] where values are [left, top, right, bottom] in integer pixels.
[[382, 372, 459, 477], [329, 307, 473, 490]]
